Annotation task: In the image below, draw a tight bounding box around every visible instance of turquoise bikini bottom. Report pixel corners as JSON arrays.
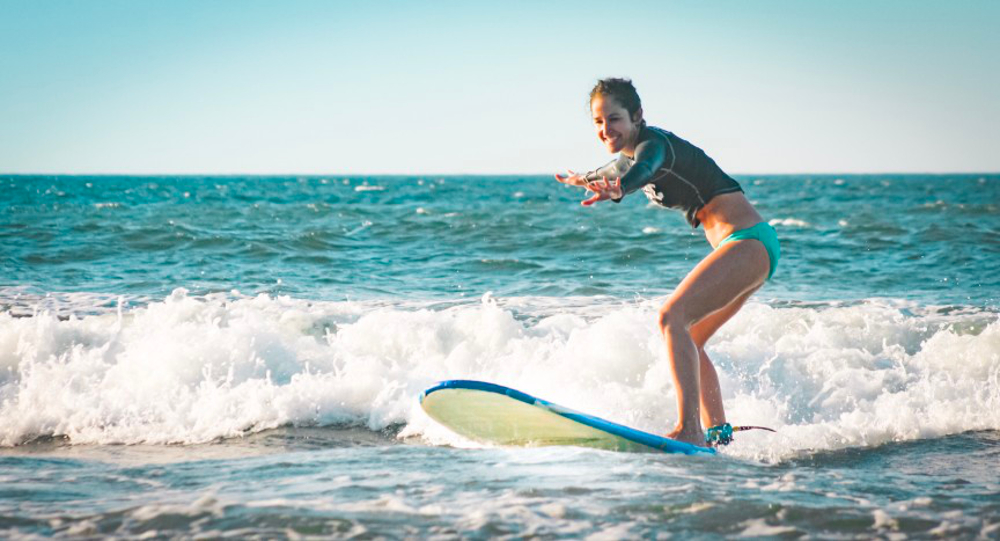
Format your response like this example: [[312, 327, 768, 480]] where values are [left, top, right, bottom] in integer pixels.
[[717, 222, 781, 280]]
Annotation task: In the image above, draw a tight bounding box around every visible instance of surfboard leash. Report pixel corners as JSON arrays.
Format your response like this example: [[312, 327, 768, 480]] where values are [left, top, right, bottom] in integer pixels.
[[705, 423, 777, 447]]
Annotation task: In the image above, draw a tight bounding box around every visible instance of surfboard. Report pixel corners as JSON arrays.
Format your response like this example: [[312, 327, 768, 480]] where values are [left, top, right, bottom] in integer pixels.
[[419, 380, 715, 455]]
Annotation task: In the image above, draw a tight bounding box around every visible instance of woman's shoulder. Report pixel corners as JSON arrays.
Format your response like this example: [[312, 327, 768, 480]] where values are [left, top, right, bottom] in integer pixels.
[[646, 126, 703, 153], [640, 126, 676, 147], [637, 126, 675, 155], [644, 125, 674, 138]]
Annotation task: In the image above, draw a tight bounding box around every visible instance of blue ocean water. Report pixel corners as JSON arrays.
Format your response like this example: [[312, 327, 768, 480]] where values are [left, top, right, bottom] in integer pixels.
[[1, 174, 999, 538]]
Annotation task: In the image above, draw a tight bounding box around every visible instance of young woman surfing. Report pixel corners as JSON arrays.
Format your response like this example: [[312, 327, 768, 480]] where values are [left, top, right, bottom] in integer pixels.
[[556, 78, 780, 447]]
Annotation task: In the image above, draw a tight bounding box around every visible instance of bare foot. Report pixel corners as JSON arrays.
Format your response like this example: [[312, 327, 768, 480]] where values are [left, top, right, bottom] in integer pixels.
[[666, 425, 706, 447]]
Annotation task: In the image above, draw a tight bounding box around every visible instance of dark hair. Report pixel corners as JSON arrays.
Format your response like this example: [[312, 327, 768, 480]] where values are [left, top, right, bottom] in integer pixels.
[[589, 77, 644, 126]]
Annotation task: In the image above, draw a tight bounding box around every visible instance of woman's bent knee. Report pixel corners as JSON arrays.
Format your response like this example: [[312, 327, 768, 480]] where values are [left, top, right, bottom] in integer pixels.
[[657, 303, 690, 334]]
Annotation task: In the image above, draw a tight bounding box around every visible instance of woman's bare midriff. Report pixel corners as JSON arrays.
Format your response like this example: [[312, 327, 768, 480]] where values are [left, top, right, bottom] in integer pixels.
[[696, 192, 765, 248]]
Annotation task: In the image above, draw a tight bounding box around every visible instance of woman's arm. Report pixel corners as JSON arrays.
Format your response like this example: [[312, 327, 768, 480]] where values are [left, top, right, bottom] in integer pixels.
[[555, 168, 622, 206], [556, 135, 667, 206], [616, 135, 668, 198], [584, 158, 624, 182], [555, 156, 624, 188], [558, 135, 670, 206]]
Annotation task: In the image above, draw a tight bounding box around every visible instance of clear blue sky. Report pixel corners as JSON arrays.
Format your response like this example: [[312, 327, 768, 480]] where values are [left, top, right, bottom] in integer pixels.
[[1, 0, 997, 175]]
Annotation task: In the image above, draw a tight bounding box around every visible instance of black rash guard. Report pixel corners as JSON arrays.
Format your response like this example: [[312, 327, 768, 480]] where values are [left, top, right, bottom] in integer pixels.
[[584, 126, 743, 228]]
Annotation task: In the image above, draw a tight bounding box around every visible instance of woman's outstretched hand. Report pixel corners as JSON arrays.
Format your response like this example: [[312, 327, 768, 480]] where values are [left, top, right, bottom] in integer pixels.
[[582, 176, 622, 206], [555, 171, 622, 206]]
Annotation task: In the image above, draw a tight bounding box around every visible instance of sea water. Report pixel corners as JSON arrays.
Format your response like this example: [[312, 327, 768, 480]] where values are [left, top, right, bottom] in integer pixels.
[[1, 174, 998, 538]]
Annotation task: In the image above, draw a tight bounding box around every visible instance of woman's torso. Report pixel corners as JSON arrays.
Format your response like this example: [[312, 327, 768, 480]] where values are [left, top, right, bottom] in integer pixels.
[[697, 192, 764, 248], [629, 127, 763, 245]]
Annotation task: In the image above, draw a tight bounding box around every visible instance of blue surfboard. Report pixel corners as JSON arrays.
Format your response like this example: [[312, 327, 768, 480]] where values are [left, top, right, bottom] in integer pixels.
[[420, 380, 715, 455]]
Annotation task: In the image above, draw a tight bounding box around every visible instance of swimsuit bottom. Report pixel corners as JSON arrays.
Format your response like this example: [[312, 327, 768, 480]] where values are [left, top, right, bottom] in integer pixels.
[[717, 222, 781, 280]]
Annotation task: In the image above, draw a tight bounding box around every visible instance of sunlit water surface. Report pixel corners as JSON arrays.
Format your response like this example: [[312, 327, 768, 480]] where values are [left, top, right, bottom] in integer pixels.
[[1, 174, 998, 537]]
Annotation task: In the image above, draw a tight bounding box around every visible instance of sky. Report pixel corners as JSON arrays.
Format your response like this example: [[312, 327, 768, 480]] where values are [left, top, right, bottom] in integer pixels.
[[1, 0, 998, 175]]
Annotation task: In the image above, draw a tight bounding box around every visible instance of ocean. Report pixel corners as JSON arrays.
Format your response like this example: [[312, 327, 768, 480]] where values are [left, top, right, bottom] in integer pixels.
[[1, 174, 998, 538]]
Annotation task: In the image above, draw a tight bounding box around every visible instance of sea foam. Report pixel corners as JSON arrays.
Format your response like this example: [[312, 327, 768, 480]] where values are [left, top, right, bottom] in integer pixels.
[[0, 289, 997, 461]]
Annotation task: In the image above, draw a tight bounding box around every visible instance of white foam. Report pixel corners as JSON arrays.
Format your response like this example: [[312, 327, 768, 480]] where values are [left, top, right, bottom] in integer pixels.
[[769, 218, 812, 228], [1, 290, 997, 461]]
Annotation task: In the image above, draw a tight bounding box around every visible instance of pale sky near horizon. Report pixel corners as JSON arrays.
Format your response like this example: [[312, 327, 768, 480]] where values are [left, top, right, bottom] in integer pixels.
[[1, 1, 998, 175]]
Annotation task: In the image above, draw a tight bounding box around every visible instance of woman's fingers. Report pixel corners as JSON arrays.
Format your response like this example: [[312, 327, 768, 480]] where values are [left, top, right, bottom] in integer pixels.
[[556, 170, 588, 186], [556, 171, 620, 195], [556, 169, 617, 205], [587, 180, 613, 194]]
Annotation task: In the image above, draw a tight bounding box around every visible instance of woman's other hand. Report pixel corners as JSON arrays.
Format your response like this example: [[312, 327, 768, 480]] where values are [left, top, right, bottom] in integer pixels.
[[554, 169, 588, 187]]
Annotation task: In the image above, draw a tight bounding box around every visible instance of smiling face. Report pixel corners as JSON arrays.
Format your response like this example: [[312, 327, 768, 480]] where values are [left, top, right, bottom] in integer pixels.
[[591, 95, 643, 156]]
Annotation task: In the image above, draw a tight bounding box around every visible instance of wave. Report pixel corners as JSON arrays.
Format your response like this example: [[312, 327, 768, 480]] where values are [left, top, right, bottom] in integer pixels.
[[1, 289, 997, 461], [768, 217, 812, 228]]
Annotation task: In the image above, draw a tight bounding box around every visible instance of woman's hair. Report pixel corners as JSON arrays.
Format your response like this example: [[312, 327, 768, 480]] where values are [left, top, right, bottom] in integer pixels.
[[589, 78, 644, 125]]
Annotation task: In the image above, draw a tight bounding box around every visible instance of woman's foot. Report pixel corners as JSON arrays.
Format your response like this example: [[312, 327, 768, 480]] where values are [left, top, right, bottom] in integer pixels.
[[666, 425, 706, 447]]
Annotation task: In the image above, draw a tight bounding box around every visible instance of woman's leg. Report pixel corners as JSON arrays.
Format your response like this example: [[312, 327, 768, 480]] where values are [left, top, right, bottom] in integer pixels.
[[659, 239, 769, 445], [691, 288, 758, 428]]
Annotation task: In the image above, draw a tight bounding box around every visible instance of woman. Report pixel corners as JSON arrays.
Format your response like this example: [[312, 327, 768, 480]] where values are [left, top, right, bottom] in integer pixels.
[[555, 78, 780, 447]]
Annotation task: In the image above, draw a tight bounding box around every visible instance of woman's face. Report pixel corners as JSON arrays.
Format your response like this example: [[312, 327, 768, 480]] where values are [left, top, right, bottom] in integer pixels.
[[591, 95, 641, 155]]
